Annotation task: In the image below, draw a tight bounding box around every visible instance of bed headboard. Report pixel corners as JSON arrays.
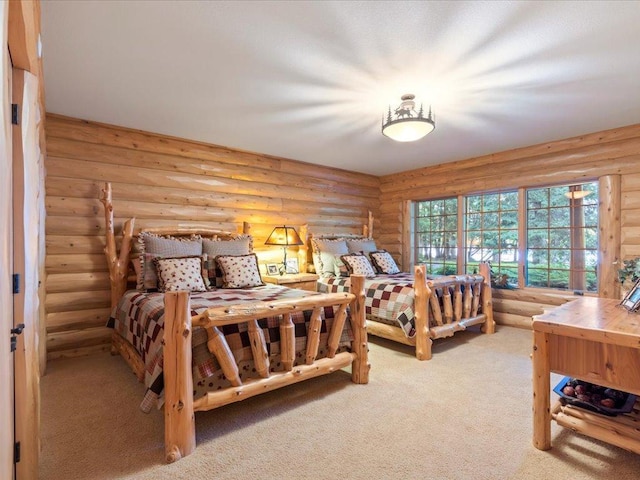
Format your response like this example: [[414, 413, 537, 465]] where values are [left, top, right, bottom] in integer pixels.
[[300, 211, 374, 273], [100, 182, 250, 307]]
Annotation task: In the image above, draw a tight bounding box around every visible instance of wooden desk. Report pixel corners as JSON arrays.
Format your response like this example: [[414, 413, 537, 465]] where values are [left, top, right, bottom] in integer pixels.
[[532, 297, 640, 453]]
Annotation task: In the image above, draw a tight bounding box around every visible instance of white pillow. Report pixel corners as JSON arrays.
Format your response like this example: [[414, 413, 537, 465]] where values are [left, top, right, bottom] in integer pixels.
[[311, 238, 348, 278], [153, 256, 208, 293], [203, 236, 253, 287], [340, 253, 377, 278], [215, 254, 264, 288], [369, 250, 400, 274]]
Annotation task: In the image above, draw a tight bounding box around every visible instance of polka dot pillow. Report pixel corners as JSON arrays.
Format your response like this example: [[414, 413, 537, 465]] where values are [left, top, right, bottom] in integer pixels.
[[215, 253, 264, 288], [340, 253, 377, 278], [153, 256, 208, 292], [369, 250, 400, 274]]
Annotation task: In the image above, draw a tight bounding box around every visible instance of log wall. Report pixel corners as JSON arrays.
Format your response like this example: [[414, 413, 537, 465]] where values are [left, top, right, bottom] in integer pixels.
[[44, 114, 379, 359], [379, 123, 640, 325]]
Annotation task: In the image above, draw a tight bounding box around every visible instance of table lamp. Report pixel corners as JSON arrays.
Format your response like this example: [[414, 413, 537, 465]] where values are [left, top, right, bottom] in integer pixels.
[[265, 225, 303, 275]]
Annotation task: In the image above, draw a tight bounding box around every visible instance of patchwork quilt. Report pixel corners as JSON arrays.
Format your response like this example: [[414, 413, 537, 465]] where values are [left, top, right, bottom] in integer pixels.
[[317, 273, 419, 338], [108, 285, 353, 412]]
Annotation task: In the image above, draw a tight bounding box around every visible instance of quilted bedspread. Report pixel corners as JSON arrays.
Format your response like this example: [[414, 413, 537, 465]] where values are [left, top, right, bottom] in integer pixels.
[[317, 272, 419, 338], [108, 285, 353, 412]]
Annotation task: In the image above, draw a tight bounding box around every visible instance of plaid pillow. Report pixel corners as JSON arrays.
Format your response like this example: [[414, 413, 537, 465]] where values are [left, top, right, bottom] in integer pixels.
[[346, 238, 378, 254], [137, 233, 203, 291], [340, 253, 377, 278], [369, 250, 400, 274], [203, 236, 252, 287], [215, 253, 264, 288]]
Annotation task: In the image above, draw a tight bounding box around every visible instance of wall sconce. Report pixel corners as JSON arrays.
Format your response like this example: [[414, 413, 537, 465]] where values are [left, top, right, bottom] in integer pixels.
[[265, 226, 303, 275]]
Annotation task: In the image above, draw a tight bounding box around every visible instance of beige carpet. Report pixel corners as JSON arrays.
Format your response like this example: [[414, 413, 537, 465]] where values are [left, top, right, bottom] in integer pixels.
[[40, 326, 640, 479]]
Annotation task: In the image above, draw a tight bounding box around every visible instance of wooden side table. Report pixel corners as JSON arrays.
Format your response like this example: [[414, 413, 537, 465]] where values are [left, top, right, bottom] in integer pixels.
[[532, 297, 640, 453], [262, 273, 319, 292]]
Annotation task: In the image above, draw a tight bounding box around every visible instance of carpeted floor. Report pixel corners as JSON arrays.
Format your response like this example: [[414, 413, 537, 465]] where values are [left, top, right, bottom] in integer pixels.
[[39, 326, 640, 479]]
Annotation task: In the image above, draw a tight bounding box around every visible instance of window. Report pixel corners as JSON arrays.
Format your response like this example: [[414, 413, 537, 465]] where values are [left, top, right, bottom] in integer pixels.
[[413, 180, 599, 292], [526, 182, 598, 292], [414, 198, 458, 275], [464, 192, 519, 283]]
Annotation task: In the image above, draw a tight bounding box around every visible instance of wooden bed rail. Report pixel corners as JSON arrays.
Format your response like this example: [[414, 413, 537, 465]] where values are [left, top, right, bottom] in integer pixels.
[[163, 274, 369, 463]]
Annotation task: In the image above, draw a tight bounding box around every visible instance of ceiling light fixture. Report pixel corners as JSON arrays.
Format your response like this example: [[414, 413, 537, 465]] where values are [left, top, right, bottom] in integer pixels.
[[382, 94, 435, 142], [564, 189, 593, 200]]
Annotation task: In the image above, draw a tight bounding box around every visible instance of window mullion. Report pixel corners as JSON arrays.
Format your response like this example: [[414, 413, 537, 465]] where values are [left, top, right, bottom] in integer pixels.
[[518, 187, 526, 288]]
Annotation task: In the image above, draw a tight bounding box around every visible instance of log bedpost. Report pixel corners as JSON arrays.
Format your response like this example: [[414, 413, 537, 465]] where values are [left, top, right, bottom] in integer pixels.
[[479, 262, 495, 334], [349, 274, 369, 384], [299, 223, 308, 273], [100, 182, 135, 309], [363, 210, 374, 239], [163, 291, 196, 463], [414, 265, 433, 361]]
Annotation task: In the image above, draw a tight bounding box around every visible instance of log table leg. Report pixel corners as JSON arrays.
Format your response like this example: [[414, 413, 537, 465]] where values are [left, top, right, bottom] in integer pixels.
[[532, 330, 551, 450]]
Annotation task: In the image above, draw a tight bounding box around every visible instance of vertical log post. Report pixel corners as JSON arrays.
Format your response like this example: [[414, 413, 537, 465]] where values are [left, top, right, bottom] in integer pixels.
[[248, 319, 270, 378], [280, 313, 295, 371], [305, 307, 323, 364], [100, 182, 135, 309], [453, 283, 462, 322], [414, 265, 433, 361], [164, 291, 196, 463], [598, 175, 621, 299], [463, 280, 472, 319], [349, 274, 369, 384], [479, 262, 495, 334], [298, 223, 308, 274], [442, 286, 453, 324]]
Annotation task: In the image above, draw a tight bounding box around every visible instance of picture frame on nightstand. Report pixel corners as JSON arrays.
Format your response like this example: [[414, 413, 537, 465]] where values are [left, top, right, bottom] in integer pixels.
[[266, 263, 279, 276], [285, 258, 299, 274], [620, 278, 640, 312]]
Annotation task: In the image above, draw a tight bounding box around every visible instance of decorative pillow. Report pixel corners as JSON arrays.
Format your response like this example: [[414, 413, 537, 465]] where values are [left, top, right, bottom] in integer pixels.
[[311, 238, 348, 278], [153, 256, 208, 293], [215, 253, 264, 288], [369, 250, 401, 274], [340, 253, 377, 278], [203, 236, 253, 287], [137, 233, 203, 291], [333, 256, 349, 277], [346, 238, 378, 254]]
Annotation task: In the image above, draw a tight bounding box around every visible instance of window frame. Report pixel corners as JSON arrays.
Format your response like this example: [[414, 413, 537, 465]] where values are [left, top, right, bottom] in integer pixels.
[[412, 179, 600, 294]]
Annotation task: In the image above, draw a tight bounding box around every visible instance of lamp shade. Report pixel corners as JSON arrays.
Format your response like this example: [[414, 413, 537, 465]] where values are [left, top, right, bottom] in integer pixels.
[[265, 226, 303, 246]]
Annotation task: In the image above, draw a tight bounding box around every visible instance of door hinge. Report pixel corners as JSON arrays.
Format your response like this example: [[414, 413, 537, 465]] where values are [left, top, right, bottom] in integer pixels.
[[11, 104, 19, 125], [14, 441, 20, 463], [10, 324, 25, 353], [13, 274, 20, 294]]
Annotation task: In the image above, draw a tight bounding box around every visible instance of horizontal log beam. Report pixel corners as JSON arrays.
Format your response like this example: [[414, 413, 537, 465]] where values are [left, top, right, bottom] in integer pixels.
[[193, 352, 356, 411]]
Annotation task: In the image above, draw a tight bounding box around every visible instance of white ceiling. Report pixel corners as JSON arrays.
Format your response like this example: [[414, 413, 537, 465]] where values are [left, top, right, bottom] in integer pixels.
[[40, 1, 640, 176]]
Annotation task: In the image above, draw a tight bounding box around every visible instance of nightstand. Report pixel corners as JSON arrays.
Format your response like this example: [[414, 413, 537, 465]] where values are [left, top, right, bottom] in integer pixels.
[[262, 273, 319, 292]]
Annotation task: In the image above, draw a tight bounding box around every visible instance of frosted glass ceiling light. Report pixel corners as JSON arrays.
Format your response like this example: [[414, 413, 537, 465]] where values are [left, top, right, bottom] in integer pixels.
[[382, 94, 435, 142]]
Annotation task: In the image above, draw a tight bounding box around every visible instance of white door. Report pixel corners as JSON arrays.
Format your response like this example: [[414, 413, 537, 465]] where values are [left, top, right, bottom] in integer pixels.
[[1, 2, 16, 479]]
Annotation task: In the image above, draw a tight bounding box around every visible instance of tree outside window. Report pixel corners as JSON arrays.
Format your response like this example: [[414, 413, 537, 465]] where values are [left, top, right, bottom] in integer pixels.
[[526, 182, 598, 292], [464, 191, 518, 285], [414, 198, 457, 275]]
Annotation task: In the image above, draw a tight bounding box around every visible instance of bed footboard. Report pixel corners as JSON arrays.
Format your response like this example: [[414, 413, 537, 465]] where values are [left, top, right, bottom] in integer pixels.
[[367, 263, 494, 361], [413, 262, 494, 360], [163, 275, 368, 463]]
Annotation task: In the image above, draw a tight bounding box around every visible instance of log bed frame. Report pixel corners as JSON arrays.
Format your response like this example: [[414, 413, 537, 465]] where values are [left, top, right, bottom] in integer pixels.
[[100, 183, 370, 463], [300, 216, 495, 361]]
